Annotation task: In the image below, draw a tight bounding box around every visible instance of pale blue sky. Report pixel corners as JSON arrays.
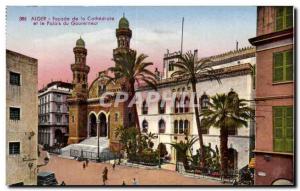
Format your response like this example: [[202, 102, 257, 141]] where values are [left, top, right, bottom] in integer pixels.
[[6, 6, 257, 87]]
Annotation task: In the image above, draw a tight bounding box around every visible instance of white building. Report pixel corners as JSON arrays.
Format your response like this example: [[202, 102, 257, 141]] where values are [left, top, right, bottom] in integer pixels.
[[137, 47, 256, 170], [38, 81, 73, 147]]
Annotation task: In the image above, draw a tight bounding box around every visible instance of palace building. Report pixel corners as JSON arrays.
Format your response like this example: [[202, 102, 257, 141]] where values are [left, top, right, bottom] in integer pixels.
[[65, 16, 256, 170]]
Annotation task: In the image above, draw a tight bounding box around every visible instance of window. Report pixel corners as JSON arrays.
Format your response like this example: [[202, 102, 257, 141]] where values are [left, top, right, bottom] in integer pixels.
[[174, 120, 178, 134], [142, 100, 148, 115], [9, 72, 20, 86], [9, 142, 20, 155], [10, 107, 20, 120], [174, 97, 179, 113], [72, 115, 75, 123], [159, 119, 166, 134], [184, 120, 189, 134], [168, 61, 174, 71], [158, 99, 166, 114], [142, 120, 148, 133], [273, 50, 293, 82], [200, 94, 209, 110], [201, 119, 209, 134], [228, 126, 237, 136], [114, 113, 119, 122], [273, 106, 293, 153], [179, 120, 184, 134], [184, 96, 190, 113], [56, 115, 62, 123], [57, 104, 61, 112], [276, 7, 293, 31]]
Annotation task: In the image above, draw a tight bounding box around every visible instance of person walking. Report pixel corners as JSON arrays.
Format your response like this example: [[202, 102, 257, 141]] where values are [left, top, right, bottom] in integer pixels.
[[83, 162, 86, 170], [102, 167, 108, 185], [112, 162, 116, 170], [122, 180, 126, 185], [132, 178, 138, 185]]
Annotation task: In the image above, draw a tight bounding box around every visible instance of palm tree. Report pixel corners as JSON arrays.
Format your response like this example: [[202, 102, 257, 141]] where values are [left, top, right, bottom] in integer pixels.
[[171, 51, 220, 167], [108, 50, 157, 137], [169, 136, 199, 169], [200, 93, 254, 176]]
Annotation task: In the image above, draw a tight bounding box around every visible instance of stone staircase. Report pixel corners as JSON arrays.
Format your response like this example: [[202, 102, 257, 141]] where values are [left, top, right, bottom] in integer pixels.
[[60, 137, 111, 159]]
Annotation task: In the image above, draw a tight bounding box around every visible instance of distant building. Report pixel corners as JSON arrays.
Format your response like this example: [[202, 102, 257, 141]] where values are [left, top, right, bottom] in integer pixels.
[[38, 81, 73, 147], [6, 49, 38, 185], [249, 6, 294, 185]]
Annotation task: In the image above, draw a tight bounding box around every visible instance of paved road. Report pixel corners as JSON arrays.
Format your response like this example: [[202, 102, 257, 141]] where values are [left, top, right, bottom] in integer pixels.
[[39, 153, 226, 186]]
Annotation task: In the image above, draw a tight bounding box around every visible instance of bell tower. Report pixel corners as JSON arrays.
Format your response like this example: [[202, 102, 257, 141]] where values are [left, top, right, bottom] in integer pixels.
[[67, 37, 90, 144], [113, 15, 133, 59]]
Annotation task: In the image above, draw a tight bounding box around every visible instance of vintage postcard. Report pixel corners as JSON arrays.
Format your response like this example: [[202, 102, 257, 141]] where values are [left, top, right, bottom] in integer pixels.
[[6, 6, 295, 186]]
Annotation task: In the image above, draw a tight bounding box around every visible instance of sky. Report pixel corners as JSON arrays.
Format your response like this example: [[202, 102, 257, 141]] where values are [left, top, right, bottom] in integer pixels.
[[6, 6, 257, 89]]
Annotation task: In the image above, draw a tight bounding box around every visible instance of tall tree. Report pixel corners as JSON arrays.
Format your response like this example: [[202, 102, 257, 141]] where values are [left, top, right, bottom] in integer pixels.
[[201, 93, 254, 176], [108, 50, 157, 137], [171, 51, 220, 167]]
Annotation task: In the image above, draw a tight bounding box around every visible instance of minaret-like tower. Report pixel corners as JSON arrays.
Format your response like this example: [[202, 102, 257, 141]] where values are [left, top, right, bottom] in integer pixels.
[[113, 15, 133, 58], [67, 37, 90, 144]]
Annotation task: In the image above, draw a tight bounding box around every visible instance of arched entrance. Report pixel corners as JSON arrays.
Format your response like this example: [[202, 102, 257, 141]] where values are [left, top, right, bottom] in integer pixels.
[[89, 113, 97, 137], [228, 148, 238, 170], [54, 129, 63, 144], [99, 113, 107, 137]]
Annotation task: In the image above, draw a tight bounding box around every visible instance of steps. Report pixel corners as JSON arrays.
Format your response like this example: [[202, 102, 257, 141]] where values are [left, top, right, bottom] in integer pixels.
[[60, 137, 110, 158]]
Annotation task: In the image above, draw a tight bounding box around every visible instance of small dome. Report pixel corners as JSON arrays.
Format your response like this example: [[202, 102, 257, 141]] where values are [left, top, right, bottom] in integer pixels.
[[76, 37, 85, 47], [118, 16, 129, 29]]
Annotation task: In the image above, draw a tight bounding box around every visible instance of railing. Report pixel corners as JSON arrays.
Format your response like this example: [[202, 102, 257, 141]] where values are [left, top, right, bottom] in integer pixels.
[[69, 149, 117, 162]]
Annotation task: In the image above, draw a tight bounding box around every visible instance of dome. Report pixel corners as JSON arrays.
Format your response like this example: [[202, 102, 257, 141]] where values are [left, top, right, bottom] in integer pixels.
[[118, 16, 129, 29], [76, 37, 85, 47]]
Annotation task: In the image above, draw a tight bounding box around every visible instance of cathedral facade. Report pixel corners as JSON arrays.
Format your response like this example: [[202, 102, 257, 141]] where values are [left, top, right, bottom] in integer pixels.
[[67, 16, 136, 151]]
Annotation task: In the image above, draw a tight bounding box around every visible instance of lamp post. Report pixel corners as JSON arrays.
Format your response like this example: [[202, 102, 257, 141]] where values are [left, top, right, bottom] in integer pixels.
[[97, 119, 100, 162], [158, 131, 161, 169]]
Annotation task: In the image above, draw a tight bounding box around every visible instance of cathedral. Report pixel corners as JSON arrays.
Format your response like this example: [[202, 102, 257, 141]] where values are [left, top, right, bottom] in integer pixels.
[[67, 16, 136, 151]]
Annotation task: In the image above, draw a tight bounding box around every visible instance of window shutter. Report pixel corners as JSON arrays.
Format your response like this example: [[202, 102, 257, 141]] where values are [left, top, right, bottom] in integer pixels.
[[285, 7, 293, 29], [285, 107, 293, 152], [273, 107, 284, 152], [276, 7, 284, 31], [273, 52, 284, 82], [285, 50, 293, 81]]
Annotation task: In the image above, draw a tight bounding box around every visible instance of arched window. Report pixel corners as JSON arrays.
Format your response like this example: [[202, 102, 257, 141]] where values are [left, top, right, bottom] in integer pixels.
[[158, 99, 166, 114], [174, 120, 178, 134], [201, 119, 208, 134], [184, 120, 189, 134], [142, 100, 148, 114], [158, 119, 166, 134], [174, 97, 179, 113], [184, 96, 190, 113], [179, 96, 184, 113], [179, 120, 184, 134], [142, 120, 148, 133], [200, 94, 209, 110]]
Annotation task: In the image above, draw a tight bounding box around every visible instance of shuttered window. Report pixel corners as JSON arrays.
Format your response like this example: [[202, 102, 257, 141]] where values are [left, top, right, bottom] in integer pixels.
[[273, 106, 293, 153], [273, 50, 293, 82], [276, 7, 293, 31]]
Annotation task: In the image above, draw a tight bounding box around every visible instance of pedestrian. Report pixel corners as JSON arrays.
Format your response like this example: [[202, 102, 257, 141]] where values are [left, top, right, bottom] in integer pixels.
[[132, 178, 138, 185], [61, 181, 66, 186], [112, 162, 116, 170], [86, 158, 89, 167], [102, 167, 108, 185], [122, 180, 126, 185], [83, 162, 86, 169]]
